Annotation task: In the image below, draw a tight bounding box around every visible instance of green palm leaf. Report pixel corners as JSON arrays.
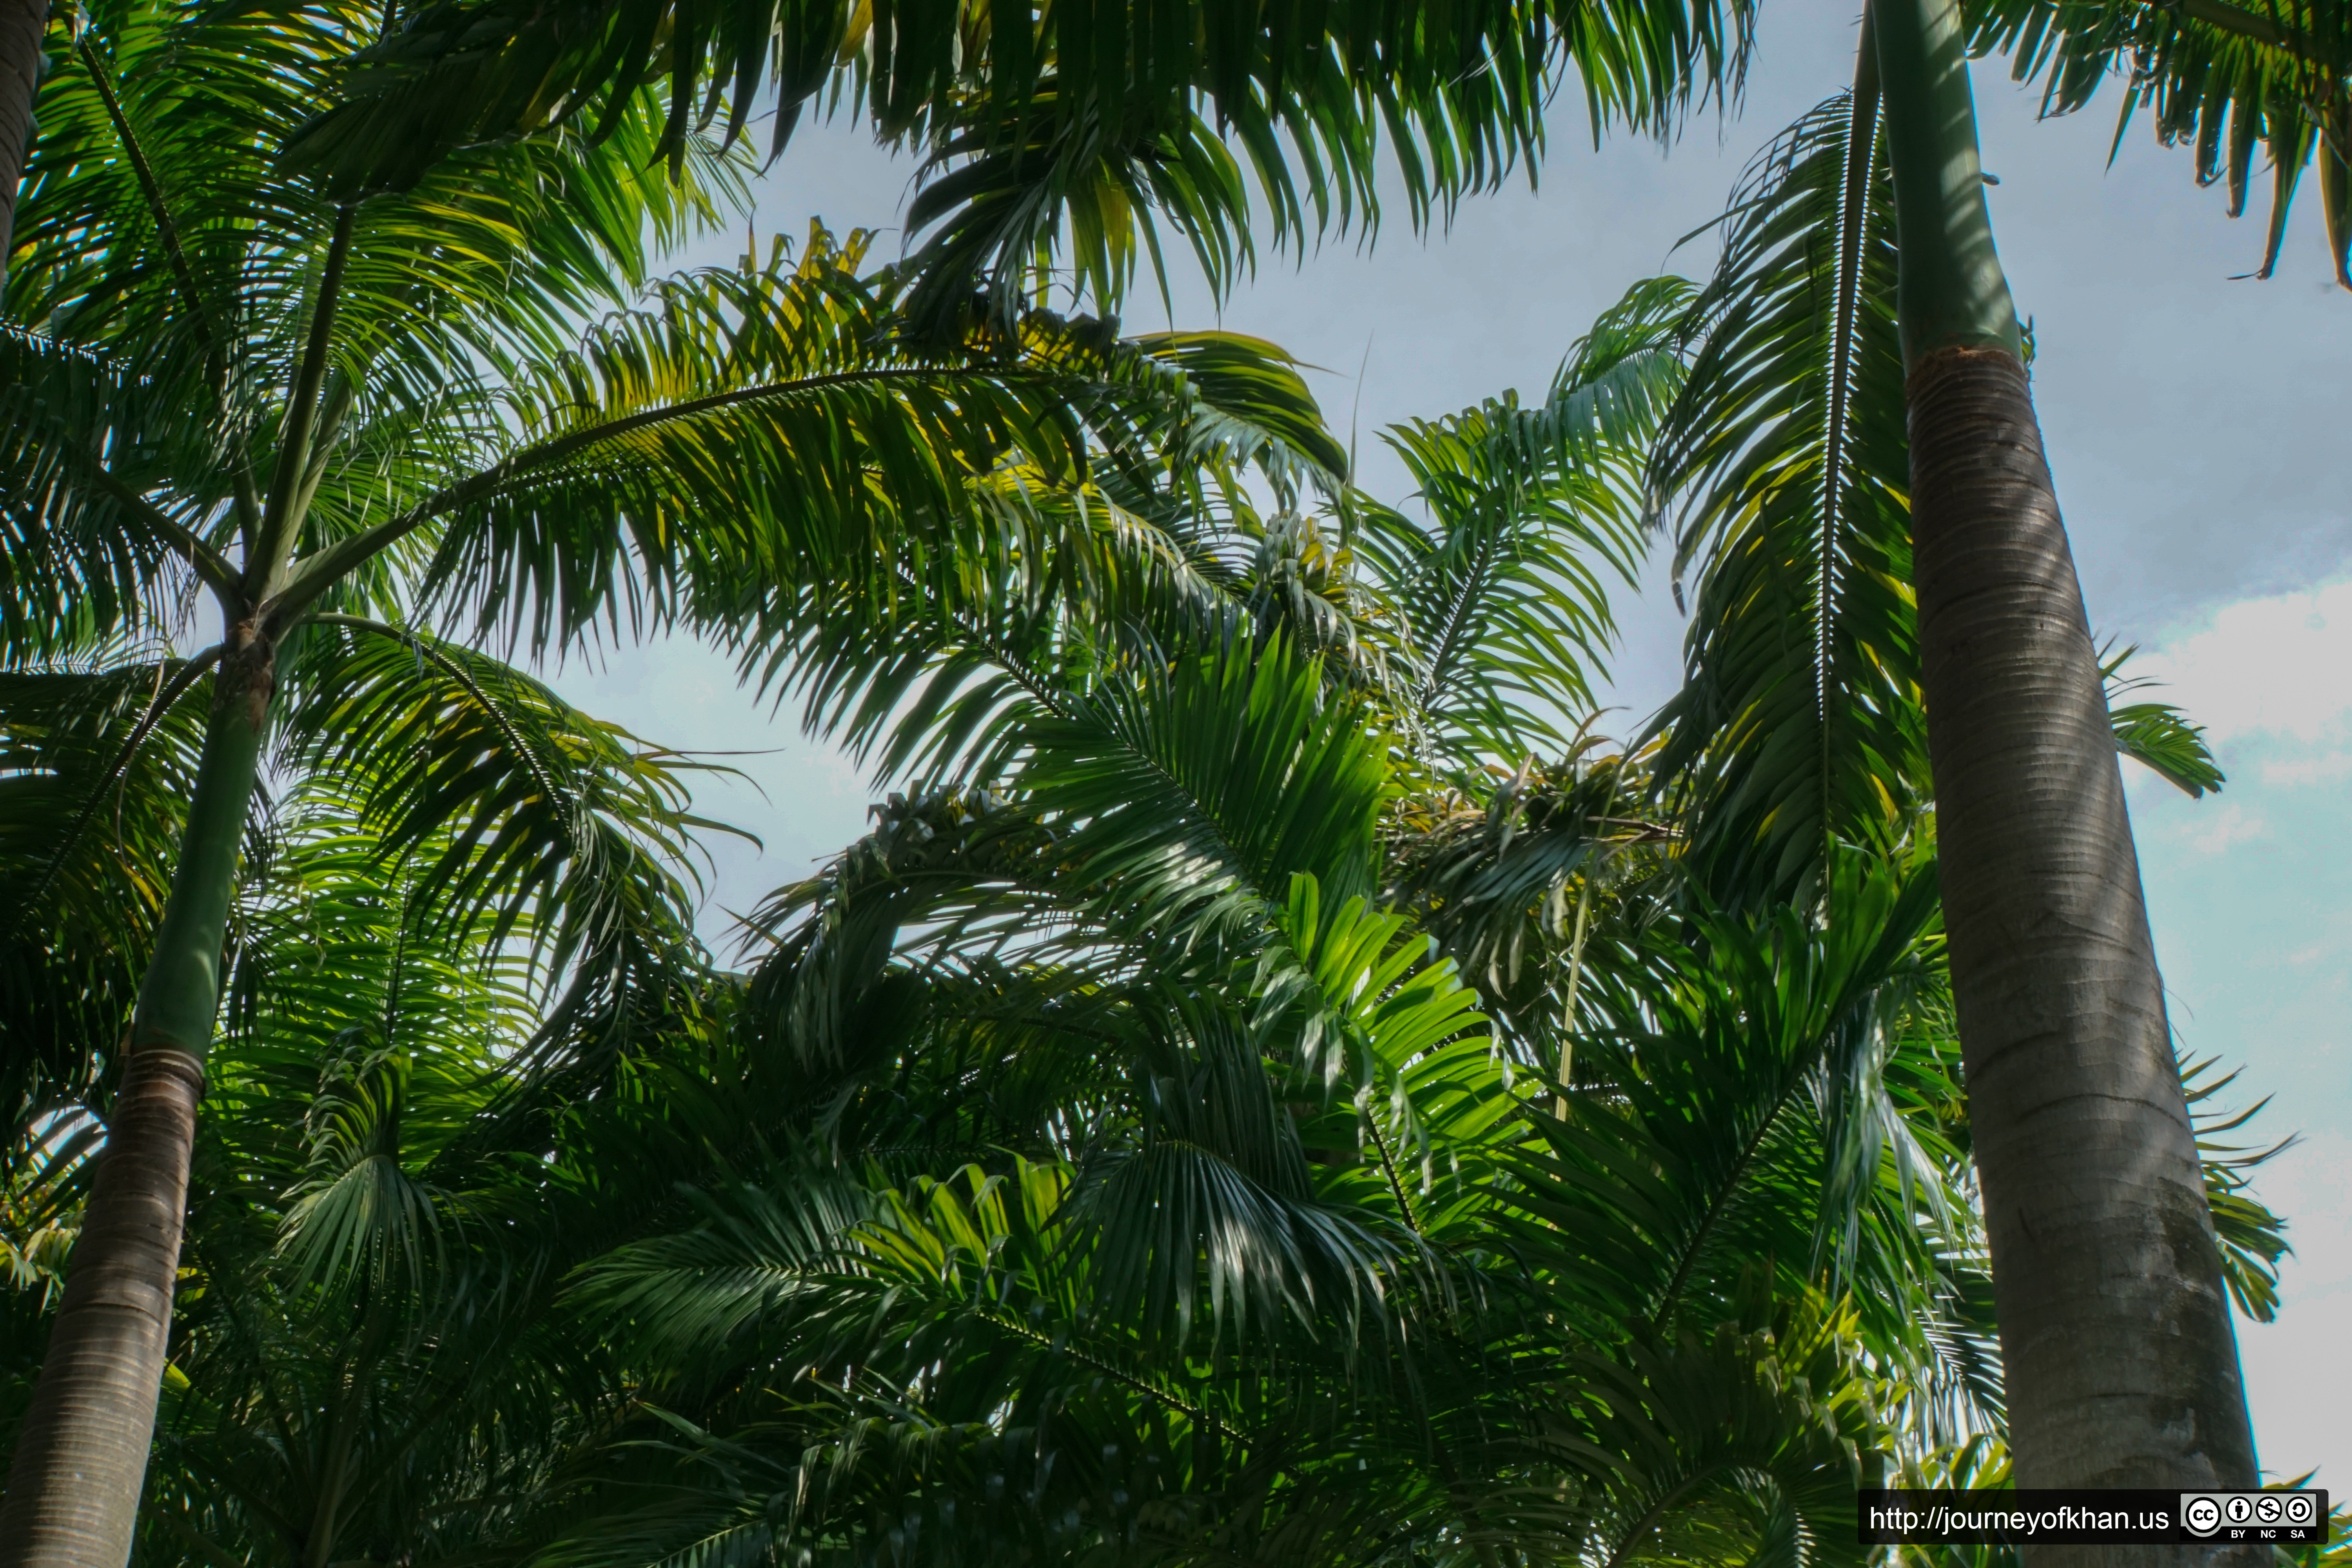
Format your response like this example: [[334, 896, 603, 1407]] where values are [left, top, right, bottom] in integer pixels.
[[277, 618, 730, 1081], [1358, 276, 1689, 775], [284, 0, 1759, 323], [1644, 85, 1923, 910], [0, 655, 216, 1152], [1496, 855, 1979, 1379], [1967, 0, 2352, 289]]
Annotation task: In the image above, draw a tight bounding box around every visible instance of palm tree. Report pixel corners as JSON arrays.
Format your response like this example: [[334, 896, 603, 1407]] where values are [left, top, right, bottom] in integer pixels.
[[16, 261, 2291, 1563], [1645, 0, 2310, 1514], [4, 0, 2314, 1542], [3, 652, 724, 1564], [1865, 2, 2258, 1506], [0, 0, 1344, 1556], [499, 272, 2307, 1566], [270, 11, 2347, 1507]]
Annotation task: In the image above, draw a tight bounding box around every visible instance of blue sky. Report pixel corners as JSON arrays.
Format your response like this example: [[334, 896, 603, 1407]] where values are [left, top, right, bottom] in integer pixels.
[[547, 7, 2352, 1484]]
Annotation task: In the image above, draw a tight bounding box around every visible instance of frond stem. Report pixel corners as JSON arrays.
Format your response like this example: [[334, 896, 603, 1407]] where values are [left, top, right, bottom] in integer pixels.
[[252, 205, 358, 597], [1362, 1113, 1425, 1236], [73, 38, 217, 372], [1645, 1050, 1811, 1336], [267, 365, 1018, 628], [289, 372, 358, 529], [304, 614, 574, 846], [2171, 0, 2292, 52], [73, 33, 256, 534], [1556, 760, 1631, 1105], [984, 1309, 1246, 1444], [1599, 1470, 1718, 1568], [1411, 505, 1508, 731], [1817, 23, 1883, 875], [53, 430, 244, 609]]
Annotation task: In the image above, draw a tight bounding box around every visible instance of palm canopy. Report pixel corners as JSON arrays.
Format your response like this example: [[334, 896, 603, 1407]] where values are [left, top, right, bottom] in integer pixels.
[[455, 277, 2023, 1568], [281, 0, 1756, 331], [0, 0, 1357, 1040], [0, 0, 1357, 1549], [5, 711, 773, 1563], [571, 283, 2303, 1553], [5, 0, 1344, 664], [7, 218, 2300, 1564]]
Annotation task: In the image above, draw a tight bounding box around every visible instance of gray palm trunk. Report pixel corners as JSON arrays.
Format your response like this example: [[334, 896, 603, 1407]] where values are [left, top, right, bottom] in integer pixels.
[[0, 1, 267, 1550], [1869, 0, 2260, 1544], [0, 205, 321, 1568], [0, 630, 273, 1567], [0, 0, 42, 289]]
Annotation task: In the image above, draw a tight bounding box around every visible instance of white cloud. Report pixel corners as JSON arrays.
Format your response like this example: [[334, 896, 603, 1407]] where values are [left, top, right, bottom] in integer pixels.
[[2134, 577, 2352, 748], [2239, 1129, 2352, 1487], [2258, 751, 2352, 788], [2169, 802, 2270, 855]]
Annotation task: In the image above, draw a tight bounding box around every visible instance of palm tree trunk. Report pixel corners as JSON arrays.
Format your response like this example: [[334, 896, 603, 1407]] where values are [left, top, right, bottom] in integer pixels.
[[0, 0, 43, 290], [0, 628, 272, 1568], [1870, 0, 2260, 1538]]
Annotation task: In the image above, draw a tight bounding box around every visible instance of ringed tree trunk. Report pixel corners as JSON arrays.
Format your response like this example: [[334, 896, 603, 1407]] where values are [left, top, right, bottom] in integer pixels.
[[0, 0, 42, 289], [1870, 0, 2260, 1534], [0, 622, 275, 1568]]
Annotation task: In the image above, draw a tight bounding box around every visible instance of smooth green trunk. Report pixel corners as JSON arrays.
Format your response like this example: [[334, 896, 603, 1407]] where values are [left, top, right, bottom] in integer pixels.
[[1871, 1, 2261, 1555], [0, 637, 271, 1568], [127, 650, 268, 1058], [1871, 0, 2020, 369]]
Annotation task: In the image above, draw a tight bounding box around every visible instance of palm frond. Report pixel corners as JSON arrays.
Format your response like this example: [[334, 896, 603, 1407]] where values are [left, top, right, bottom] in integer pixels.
[[1358, 276, 1688, 774], [1497, 855, 1973, 1368], [1529, 1293, 1883, 1568], [0, 328, 210, 661], [0, 655, 218, 1146], [1645, 85, 1923, 910], [276, 619, 723, 1078], [2100, 641, 2227, 797], [1968, 0, 2352, 289], [285, 0, 1760, 322]]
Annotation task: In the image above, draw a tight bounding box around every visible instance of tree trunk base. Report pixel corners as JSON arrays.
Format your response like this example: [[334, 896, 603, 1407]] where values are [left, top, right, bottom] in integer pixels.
[[0, 1050, 204, 1568]]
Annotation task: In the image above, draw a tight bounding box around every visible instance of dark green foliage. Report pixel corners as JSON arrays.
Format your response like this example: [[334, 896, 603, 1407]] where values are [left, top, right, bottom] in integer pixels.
[[1646, 89, 1924, 909], [3, 6, 2307, 1557], [285, 0, 1759, 329]]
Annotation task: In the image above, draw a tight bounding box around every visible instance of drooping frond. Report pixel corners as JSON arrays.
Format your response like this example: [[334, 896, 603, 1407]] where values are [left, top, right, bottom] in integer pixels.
[[1497, 857, 1971, 1347], [285, 0, 1760, 323], [274, 619, 725, 1080], [1645, 85, 1924, 910], [1357, 276, 1688, 775], [1968, 0, 2352, 289]]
